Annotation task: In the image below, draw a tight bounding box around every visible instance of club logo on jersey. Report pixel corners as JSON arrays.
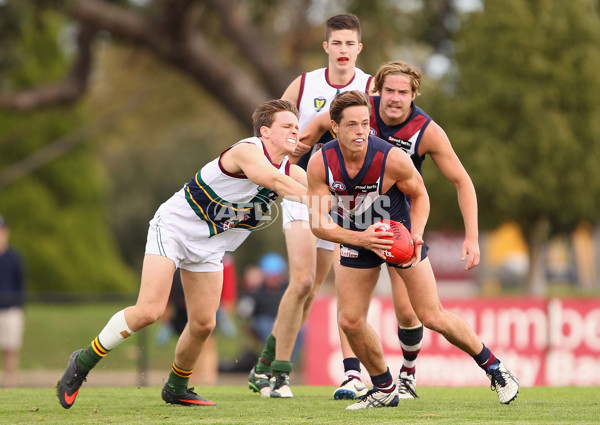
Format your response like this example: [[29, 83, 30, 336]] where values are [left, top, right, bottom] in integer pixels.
[[314, 96, 327, 111], [332, 181, 346, 191], [369, 127, 377, 135], [388, 136, 412, 151], [222, 213, 251, 231]]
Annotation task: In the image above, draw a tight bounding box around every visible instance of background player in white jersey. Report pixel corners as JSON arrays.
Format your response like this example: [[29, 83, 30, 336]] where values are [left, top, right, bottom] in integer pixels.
[[57, 99, 307, 409], [303, 60, 480, 399], [307, 90, 519, 409], [248, 14, 374, 398]]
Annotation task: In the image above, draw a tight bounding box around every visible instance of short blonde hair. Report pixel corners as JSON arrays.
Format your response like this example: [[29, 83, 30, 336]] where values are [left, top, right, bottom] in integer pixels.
[[373, 61, 422, 96]]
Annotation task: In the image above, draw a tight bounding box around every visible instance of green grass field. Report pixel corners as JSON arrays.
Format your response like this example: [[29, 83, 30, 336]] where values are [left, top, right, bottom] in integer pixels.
[[1, 386, 599, 425], [5, 303, 599, 424]]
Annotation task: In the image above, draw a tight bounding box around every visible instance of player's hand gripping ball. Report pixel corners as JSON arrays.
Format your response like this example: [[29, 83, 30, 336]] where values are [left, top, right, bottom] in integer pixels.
[[375, 219, 415, 264]]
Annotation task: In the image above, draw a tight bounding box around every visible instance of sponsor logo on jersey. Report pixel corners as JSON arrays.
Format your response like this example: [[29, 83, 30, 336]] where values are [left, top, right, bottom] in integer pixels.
[[354, 183, 378, 193], [340, 246, 359, 258], [314, 96, 327, 111], [332, 181, 346, 191], [388, 136, 412, 151]]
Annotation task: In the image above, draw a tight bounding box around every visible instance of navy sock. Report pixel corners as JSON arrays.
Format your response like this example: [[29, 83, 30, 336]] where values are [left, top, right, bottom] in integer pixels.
[[398, 325, 423, 376], [472, 344, 500, 371], [370, 368, 395, 393], [343, 357, 361, 373], [397, 325, 423, 346]]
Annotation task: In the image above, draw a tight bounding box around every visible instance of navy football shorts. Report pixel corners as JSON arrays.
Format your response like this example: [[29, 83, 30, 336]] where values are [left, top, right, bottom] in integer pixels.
[[339, 242, 429, 269]]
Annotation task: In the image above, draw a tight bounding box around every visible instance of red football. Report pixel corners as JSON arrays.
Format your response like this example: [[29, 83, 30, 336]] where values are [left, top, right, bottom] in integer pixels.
[[375, 219, 415, 264]]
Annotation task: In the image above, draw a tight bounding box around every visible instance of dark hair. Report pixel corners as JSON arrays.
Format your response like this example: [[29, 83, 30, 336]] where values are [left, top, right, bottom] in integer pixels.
[[329, 90, 370, 124], [325, 14, 361, 42], [252, 99, 299, 137], [372, 61, 422, 96]]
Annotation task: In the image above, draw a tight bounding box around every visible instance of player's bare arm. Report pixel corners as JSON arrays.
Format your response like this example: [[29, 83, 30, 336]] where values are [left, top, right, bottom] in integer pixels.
[[420, 122, 480, 269], [298, 111, 332, 151], [281, 75, 302, 104], [289, 164, 308, 188], [306, 153, 393, 257], [222, 142, 306, 202], [383, 147, 430, 265]]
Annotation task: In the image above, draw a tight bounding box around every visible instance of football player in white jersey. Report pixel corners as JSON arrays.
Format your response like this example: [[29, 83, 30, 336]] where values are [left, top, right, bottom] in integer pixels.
[[57, 99, 307, 409]]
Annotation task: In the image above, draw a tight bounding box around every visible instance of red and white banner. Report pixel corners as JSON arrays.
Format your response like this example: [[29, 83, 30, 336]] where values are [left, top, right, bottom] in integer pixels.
[[304, 296, 600, 387]]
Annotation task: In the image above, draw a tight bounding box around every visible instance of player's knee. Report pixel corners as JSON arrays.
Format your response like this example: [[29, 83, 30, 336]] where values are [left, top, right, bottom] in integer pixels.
[[135, 311, 160, 329], [338, 315, 362, 335], [396, 311, 419, 327], [187, 318, 216, 338], [289, 273, 315, 299], [418, 312, 444, 333], [133, 307, 163, 328]]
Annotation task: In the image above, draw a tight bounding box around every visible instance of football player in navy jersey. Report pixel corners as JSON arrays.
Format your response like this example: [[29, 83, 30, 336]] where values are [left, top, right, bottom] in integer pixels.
[[307, 90, 519, 409], [248, 14, 375, 399], [304, 61, 480, 399]]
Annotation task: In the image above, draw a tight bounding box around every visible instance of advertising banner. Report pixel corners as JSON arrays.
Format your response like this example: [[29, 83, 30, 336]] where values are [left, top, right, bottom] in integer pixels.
[[304, 297, 600, 386]]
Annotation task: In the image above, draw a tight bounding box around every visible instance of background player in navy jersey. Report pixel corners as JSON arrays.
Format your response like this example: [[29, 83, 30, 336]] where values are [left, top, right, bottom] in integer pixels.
[[303, 61, 480, 400], [248, 14, 374, 398], [56, 100, 307, 409], [306, 90, 519, 409]]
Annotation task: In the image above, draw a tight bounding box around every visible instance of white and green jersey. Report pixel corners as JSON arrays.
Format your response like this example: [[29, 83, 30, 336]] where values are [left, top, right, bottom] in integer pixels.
[[184, 137, 290, 236]]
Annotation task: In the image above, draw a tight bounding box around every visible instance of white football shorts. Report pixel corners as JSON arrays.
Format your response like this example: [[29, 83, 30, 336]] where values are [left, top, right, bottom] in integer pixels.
[[280, 198, 334, 251], [145, 188, 251, 272]]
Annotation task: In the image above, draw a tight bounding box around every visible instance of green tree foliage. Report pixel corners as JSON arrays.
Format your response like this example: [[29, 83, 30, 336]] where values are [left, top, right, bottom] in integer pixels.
[[0, 8, 136, 293], [434, 0, 600, 292]]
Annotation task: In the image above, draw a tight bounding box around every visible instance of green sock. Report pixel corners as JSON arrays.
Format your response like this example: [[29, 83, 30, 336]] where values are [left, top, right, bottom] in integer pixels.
[[167, 363, 192, 394], [256, 334, 276, 374], [271, 359, 293, 375], [76, 337, 109, 371]]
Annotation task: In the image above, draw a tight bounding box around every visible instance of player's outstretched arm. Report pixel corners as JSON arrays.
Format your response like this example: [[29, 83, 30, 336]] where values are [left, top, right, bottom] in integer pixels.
[[223, 142, 307, 202]]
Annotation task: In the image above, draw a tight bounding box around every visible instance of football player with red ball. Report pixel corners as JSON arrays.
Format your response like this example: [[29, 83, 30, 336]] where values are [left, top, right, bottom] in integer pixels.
[[307, 90, 519, 410]]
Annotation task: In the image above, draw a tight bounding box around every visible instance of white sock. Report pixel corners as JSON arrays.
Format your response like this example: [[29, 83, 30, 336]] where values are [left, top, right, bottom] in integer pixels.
[[98, 309, 134, 350]]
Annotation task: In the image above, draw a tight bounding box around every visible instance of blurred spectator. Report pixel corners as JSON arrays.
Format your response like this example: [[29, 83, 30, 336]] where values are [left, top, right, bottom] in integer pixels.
[[238, 252, 291, 348], [0, 215, 26, 388], [157, 254, 237, 385]]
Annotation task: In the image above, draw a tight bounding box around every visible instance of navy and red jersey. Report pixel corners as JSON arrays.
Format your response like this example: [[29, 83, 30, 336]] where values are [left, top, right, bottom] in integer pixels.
[[321, 135, 410, 231], [368, 97, 432, 174]]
